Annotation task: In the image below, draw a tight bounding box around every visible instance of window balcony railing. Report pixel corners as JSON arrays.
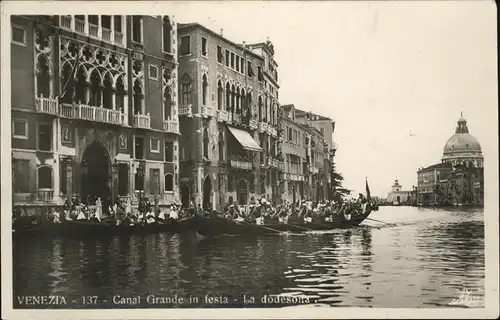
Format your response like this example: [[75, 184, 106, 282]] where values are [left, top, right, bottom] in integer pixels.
[[88, 23, 99, 37], [133, 114, 151, 129], [178, 105, 193, 117], [232, 113, 242, 124], [259, 122, 268, 133], [75, 19, 85, 34], [35, 96, 59, 115], [201, 105, 214, 118], [60, 15, 71, 29], [114, 31, 123, 46], [230, 159, 253, 170], [60, 103, 125, 125], [102, 27, 112, 42], [217, 109, 230, 123], [285, 173, 305, 182], [163, 120, 179, 133], [249, 118, 258, 130], [310, 166, 319, 174], [268, 126, 277, 137], [36, 189, 54, 202]]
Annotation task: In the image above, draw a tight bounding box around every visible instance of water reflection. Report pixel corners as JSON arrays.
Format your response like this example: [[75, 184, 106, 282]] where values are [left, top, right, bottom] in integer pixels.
[[13, 207, 484, 308]]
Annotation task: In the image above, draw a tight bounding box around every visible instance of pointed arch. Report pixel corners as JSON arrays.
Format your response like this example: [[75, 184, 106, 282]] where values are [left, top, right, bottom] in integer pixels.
[[202, 74, 208, 106], [115, 75, 126, 113], [203, 127, 210, 159], [218, 131, 224, 161], [225, 82, 231, 111], [89, 69, 103, 107], [231, 84, 236, 113], [217, 80, 223, 111], [133, 79, 143, 115], [163, 85, 172, 120], [75, 65, 88, 104], [102, 73, 113, 109], [258, 95, 263, 121]]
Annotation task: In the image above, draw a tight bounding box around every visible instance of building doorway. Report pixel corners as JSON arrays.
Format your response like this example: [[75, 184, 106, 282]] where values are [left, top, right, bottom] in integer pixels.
[[237, 179, 248, 206], [81, 141, 111, 209], [203, 176, 212, 210], [180, 183, 190, 208]]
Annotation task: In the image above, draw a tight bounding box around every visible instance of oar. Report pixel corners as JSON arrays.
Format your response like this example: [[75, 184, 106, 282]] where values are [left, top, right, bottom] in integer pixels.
[[365, 217, 396, 226], [238, 220, 283, 234]]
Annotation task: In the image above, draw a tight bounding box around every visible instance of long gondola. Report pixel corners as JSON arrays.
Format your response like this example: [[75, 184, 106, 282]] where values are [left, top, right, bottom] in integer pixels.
[[194, 207, 372, 237], [12, 216, 195, 238]]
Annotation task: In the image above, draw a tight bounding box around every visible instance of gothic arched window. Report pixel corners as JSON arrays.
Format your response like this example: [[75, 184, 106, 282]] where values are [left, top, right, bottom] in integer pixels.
[[133, 80, 143, 115], [258, 96, 263, 121], [36, 55, 50, 98], [241, 88, 246, 113], [236, 87, 240, 113], [75, 67, 87, 104], [116, 76, 126, 113], [163, 86, 172, 120], [218, 132, 224, 161], [202, 74, 208, 106], [217, 81, 223, 110], [203, 128, 209, 159], [180, 73, 192, 105], [89, 70, 102, 107], [61, 63, 74, 103], [225, 83, 231, 111], [162, 16, 172, 53], [231, 85, 236, 113], [102, 74, 113, 109]]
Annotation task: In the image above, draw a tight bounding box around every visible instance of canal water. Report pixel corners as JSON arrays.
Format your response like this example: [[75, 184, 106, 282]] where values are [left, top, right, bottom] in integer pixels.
[[13, 206, 484, 308]]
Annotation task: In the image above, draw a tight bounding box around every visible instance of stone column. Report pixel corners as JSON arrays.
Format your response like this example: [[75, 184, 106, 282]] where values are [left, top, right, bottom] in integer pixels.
[[84, 15, 89, 35], [110, 15, 115, 43], [97, 15, 102, 39], [71, 15, 75, 30], [52, 118, 60, 203]]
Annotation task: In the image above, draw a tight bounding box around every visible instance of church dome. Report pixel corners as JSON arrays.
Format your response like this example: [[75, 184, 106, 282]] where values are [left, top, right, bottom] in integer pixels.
[[442, 113, 483, 166]]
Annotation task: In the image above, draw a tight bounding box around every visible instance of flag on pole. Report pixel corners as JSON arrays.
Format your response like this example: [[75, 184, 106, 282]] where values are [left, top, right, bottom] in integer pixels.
[[365, 177, 371, 199]]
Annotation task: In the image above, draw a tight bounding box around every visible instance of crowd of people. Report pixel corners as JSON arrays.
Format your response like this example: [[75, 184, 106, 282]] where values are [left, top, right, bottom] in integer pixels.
[[199, 193, 375, 225]]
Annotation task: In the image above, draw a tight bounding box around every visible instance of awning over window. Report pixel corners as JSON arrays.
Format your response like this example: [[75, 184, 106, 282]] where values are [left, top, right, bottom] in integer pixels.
[[227, 126, 263, 152]]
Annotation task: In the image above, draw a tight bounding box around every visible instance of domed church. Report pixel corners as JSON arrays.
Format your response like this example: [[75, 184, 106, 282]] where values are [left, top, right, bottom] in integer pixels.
[[442, 113, 483, 168], [416, 113, 483, 207]]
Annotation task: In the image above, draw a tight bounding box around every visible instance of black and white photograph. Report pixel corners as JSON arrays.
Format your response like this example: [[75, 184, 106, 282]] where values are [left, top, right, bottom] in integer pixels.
[[1, 1, 498, 319]]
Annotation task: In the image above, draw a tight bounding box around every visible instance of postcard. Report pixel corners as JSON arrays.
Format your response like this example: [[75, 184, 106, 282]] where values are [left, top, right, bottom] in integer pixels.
[[1, 1, 498, 319]]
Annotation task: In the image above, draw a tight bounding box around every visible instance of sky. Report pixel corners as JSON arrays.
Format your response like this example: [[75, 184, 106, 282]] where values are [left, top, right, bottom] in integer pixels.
[[166, 1, 497, 197], [4, 1, 497, 197]]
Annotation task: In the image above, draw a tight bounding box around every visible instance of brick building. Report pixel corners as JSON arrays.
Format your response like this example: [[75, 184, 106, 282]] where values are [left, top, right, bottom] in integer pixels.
[[11, 15, 180, 213], [176, 23, 282, 210]]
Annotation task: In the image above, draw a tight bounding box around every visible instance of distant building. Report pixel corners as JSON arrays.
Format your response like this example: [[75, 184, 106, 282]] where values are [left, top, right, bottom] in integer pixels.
[[416, 113, 483, 206], [386, 179, 414, 205]]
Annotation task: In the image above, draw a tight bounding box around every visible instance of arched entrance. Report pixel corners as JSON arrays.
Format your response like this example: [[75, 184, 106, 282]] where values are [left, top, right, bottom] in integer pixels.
[[203, 176, 212, 210], [81, 141, 111, 208], [237, 179, 248, 206], [181, 183, 190, 208]]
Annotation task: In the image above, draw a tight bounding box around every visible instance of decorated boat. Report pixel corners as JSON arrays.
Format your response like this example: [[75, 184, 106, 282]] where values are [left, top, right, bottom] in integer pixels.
[[12, 216, 195, 238], [194, 207, 372, 237]]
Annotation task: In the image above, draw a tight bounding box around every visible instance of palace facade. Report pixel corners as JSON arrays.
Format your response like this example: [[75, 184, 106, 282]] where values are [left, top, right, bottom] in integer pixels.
[[11, 15, 180, 213], [176, 23, 282, 209]]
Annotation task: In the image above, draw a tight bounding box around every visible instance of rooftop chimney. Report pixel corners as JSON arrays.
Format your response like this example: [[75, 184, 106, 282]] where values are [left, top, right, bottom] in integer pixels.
[[220, 29, 224, 36]]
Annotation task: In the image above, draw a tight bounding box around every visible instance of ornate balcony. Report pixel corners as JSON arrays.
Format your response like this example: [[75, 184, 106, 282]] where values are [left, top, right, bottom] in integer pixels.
[[60, 103, 125, 125], [60, 15, 71, 29], [230, 159, 253, 170], [201, 105, 214, 118], [259, 122, 268, 133], [114, 31, 124, 46], [217, 110, 230, 123], [179, 105, 193, 117], [232, 113, 242, 124], [268, 126, 277, 137], [35, 96, 59, 115], [102, 27, 112, 42], [75, 18, 85, 34], [249, 118, 258, 130], [310, 166, 319, 174], [133, 114, 151, 129], [163, 120, 179, 133], [36, 189, 54, 202]]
